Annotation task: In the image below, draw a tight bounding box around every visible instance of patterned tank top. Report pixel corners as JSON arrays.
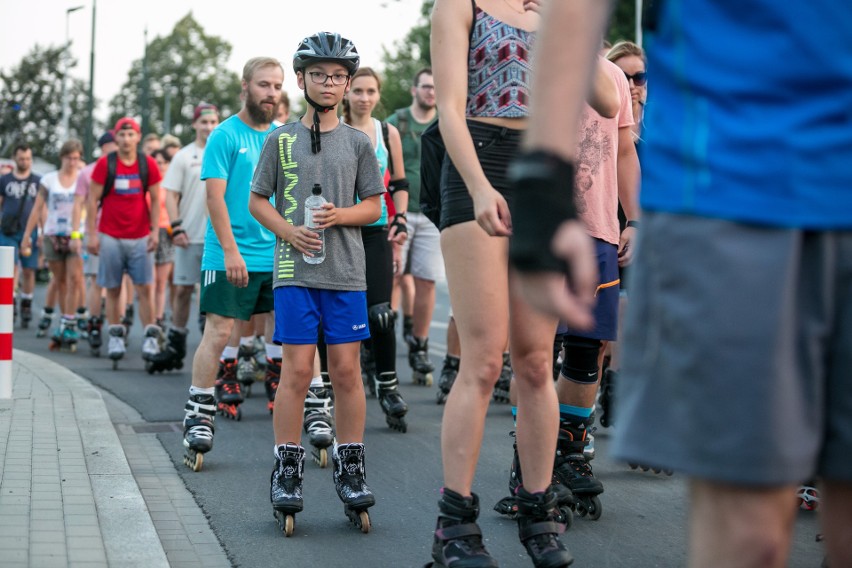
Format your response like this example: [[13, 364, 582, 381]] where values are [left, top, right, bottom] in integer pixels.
[[466, 3, 535, 118]]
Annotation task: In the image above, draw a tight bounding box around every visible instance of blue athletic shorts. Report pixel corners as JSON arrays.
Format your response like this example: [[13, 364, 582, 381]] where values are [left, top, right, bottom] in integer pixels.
[[562, 238, 620, 341], [273, 286, 370, 345]]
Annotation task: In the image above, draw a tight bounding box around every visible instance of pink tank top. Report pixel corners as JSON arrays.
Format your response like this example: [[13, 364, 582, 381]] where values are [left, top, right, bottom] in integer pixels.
[[466, 3, 535, 118]]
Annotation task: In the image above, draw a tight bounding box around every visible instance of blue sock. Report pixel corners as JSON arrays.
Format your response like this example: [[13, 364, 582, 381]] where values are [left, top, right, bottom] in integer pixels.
[[559, 403, 593, 424], [511, 406, 517, 426]]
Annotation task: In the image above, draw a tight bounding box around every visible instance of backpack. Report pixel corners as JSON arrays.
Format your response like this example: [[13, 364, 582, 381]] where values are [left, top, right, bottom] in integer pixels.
[[100, 151, 150, 206], [380, 121, 394, 177], [393, 108, 409, 139]]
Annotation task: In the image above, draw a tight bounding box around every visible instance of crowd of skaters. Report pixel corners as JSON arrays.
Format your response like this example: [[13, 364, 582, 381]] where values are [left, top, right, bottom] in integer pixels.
[[2, 0, 848, 567]]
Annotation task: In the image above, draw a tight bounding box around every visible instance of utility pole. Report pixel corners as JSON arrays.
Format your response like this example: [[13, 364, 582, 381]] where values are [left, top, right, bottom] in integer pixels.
[[84, 0, 96, 161], [60, 5, 84, 147], [141, 27, 150, 136]]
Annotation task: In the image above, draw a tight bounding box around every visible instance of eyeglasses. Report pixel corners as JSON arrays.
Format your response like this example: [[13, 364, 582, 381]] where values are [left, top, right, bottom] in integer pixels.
[[417, 84, 435, 91], [623, 71, 647, 87], [307, 71, 350, 86]]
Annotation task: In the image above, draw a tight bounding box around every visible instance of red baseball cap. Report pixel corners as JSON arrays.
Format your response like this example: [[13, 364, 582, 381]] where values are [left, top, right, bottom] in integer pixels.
[[114, 116, 141, 134], [193, 103, 219, 121]]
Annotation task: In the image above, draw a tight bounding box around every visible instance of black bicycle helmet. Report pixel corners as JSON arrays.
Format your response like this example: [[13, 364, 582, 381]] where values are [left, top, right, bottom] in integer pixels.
[[293, 32, 360, 75]]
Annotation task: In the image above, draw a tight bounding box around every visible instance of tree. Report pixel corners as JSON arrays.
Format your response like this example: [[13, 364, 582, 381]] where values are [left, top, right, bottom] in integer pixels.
[[607, 0, 640, 45], [377, 0, 434, 118], [0, 45, 95, 165], [109, 13, 241, 144]]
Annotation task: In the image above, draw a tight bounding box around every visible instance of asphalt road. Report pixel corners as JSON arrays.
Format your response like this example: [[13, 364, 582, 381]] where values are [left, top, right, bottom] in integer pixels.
[[16, 281, 823, 567]]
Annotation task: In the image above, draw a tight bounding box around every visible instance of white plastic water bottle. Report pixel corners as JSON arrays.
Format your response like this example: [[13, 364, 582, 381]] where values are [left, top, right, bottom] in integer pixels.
[[303, 183, 326, 265]]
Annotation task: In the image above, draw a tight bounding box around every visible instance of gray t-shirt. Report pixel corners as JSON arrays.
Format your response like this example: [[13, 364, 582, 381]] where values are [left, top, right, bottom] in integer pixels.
[[250, 118, 385, 291]]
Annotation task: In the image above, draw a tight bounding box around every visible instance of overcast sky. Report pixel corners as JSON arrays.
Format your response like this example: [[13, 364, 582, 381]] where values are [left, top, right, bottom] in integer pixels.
[[1, 0, 426, 120]]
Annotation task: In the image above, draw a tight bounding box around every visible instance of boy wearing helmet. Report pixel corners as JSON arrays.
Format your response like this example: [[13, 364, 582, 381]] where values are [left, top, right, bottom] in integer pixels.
[[249, 32, 384, 534]]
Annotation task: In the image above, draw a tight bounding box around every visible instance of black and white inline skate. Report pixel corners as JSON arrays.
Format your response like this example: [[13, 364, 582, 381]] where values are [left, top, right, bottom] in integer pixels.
[[553, 417, 603, 520], [145, 327, 187, 373], [598, 368, 616, 428], [236, 342, 261, 396], [36, 307, 54, 338], [87, 316, 103, 357], [49, 318, 79, 353], [142, 325, 167, 374], [19, 297, 32, 329], [182, 393, 216, 472], [493, 432, 574, 529], [271, 443, 305, 537], [264, 357, 281, 414], [376, 372, 408, 433], [107, 324, 126, 369], [76, 308, 89, 341], [407, 335, 434, 386], [428, 489, 498, 568], [515, 486, 574, 567], [333, 443, 374, 533], [435, 354, 459, 404], [215, 359, 243, 420], [492, 352, 512, 403], [303, 385, 335, 467]]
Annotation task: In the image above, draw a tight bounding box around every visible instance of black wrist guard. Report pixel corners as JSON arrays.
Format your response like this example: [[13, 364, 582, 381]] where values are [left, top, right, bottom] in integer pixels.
[[170, 219, 183, 229], [388, 178, 410, 195], [391, 215, 408, 235], [508, 150, 578, 273]]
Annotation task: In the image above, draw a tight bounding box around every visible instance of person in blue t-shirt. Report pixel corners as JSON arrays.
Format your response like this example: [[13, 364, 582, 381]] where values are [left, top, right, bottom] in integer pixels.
[[180, 57, 284, 470], [510, 2, 852, 567]]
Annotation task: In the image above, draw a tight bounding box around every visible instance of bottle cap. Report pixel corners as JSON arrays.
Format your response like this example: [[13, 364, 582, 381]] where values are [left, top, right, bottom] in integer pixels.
[[312, 183, 322, 195]]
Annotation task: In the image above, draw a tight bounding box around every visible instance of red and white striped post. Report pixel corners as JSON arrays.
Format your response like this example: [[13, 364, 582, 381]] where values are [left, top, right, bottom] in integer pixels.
[[0, 246, 14, 398]]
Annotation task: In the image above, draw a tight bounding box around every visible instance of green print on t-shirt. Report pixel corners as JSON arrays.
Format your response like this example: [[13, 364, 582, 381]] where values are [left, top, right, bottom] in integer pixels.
[[277, 132, 299, 280]]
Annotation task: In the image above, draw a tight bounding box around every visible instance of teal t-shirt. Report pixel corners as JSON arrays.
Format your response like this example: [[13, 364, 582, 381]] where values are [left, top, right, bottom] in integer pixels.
[[200, 115, 277, 272]]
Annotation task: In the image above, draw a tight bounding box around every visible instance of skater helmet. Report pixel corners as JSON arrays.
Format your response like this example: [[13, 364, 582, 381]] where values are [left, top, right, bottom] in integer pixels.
[[293, 31, 360, 75]]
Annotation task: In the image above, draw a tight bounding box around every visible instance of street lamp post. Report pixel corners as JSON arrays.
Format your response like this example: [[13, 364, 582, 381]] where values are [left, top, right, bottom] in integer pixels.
[[60, 5, 84, 145], [84, 0, 96, 161]]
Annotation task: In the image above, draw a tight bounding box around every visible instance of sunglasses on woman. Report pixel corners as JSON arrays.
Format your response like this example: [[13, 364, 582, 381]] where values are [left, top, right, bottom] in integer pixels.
[[624, 71, 648, 87]]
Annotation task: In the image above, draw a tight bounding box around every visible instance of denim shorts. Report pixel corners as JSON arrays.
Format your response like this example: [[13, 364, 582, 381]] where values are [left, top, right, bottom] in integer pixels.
[[96, 233, 153, 288], [439, 120, 522, 230], [273, 286, 369, 345], [0, 232, 39, 270]]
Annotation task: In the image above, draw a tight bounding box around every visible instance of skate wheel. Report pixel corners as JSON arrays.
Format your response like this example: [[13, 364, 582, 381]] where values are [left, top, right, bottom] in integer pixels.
[[436, 392, 446, 405], [176, 361, 184, 370], [586, 496, 602, 521], [629, 463, 638, 470], [191, 452, 203, 472], [284, 514, 295, 536], [314, 448, 328, 468], [145, 361, 155, 374], [558, 505, 574, 530], [69, 343, 77, 353], [112, 360, 119, 370], [358, 511, 370, 533], [91, 349, 100, 358]]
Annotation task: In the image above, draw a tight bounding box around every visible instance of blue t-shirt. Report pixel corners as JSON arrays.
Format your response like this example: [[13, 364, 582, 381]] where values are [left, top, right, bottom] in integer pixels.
[[640, 1, 852, 228], [200, 115, 277, 272]]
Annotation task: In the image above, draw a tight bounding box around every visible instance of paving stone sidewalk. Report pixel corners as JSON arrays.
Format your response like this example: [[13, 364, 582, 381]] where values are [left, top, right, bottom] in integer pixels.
[[0, 349, 229, 567]]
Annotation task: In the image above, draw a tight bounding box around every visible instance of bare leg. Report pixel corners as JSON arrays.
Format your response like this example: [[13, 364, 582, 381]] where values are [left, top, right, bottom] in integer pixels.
[[191, 314, 236, 389], [171, 285, 194, 328], [274, 343, 316, 445], [820, 480, 852, 567], [412, 276, 436, 339], [327, 342, 366, 443], [134, 283, 155, 327], [690, 480, 797, 568], [154, 261, 173, 321]]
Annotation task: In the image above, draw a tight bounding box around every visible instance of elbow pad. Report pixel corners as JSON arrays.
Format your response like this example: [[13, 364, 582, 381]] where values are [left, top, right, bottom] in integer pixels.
[[388, 178, 410, 195], [508, 151, 578, 274]]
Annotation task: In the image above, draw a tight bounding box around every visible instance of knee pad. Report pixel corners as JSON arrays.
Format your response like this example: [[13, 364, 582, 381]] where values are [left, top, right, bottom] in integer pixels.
[[560, 335, 602, 384], [368, 302, 395, 334]]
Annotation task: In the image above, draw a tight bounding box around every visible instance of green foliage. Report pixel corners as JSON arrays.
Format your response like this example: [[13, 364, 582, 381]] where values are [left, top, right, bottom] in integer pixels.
[[0, 44, 95, 165], [377, 0, 433, 119], [607, 0, 639, 46], [108, 13, 241, 144]]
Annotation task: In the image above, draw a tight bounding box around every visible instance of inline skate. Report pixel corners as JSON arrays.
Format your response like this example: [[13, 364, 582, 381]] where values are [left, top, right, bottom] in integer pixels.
[[236, 342, 261, 397], [303, 385, 335, 467], [360, 343, 377, 398], [493, 432, 574, 529], [407, 336, 434, 386], [553, 417, 603, 520], [182, 393, 216, 472], [402, 314, 413, 346], [36, 307, 54, 338], [264, 357, 281, 414], [76, 308, 89, 341], [252, 336, 267, 373], [598, 368, 616, 428], [142, 325, 167, 374], [107, 325, 126, 369], [121, 304, 134, 343], [146, 327, 187, 373], [429, 489, 497, 568], [271, 443, 305, 537], [87, 316, 103, 357], [376, 372, 408, 433], [436, 355, 459, 404], [19, 297, 33, 329], [333, 443, 374, 533], [215, 359, 243, 420], [515, 487, 574, 567], [49, 318, 78, 353], [492, 352, 512, 403]]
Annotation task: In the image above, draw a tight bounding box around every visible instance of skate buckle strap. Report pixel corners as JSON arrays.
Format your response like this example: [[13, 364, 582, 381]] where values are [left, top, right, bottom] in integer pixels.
[[520, 520, 566, 540], [185, 400, 216, 416], [435, 522, 483, 542]]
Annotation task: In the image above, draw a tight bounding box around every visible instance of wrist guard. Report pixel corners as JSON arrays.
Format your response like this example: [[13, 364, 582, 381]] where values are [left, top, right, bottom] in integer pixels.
[[508, 150, 578, 273], [388, 178, 410, 195], [391, 214, 408, 235]]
